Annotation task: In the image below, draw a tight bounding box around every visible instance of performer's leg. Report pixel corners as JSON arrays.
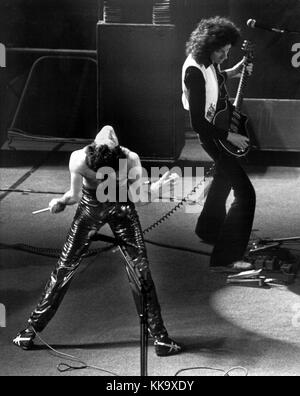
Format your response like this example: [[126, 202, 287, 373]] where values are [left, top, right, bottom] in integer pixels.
[[13, 200, 103, 349], [210, 154, 256, 268], [196, 165, 231, 243], [196, 142, 231, 243], [108, 204, 182, 356]]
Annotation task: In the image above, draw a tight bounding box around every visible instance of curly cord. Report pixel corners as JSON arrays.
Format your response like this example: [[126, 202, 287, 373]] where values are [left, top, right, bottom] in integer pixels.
[[0, 164, 215, 258], [143, 164, 215, 235]]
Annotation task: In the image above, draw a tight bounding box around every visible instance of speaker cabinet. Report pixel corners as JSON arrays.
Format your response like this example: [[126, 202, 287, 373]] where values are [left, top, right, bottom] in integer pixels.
[[97, 22, 185, 160], [8, 57, 97, 142], [244, 99, 300, 152]]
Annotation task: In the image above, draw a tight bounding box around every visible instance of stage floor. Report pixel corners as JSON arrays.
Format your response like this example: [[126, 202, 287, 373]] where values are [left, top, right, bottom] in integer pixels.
[[0, 140, 300, 376]]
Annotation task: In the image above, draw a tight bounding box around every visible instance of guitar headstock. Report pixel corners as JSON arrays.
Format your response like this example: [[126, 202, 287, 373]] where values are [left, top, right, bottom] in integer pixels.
[[242, 40, 255, 62]]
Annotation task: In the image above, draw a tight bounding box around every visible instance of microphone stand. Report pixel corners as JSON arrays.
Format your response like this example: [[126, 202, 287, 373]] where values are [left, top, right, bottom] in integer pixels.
[[88, 231, 149, 376], [246, 19, 300, 35], [118, 244, 149, 377]]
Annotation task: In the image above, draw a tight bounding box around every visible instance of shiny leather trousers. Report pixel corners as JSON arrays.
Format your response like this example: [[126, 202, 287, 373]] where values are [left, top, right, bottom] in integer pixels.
[[28, 188, 168, 339]]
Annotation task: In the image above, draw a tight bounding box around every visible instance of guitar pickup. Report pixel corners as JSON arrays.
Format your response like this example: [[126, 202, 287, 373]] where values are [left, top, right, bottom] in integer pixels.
[[233, 111, 242, 119]]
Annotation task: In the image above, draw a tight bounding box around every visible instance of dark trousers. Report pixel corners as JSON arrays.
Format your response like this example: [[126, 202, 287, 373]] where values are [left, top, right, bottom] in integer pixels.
[[196, 141, 256, 267], [28, 188, 168, 339]]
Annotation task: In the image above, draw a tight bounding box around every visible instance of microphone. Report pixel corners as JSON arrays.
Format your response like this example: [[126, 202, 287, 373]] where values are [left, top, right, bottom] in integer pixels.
[[247, 19, 285, 34]]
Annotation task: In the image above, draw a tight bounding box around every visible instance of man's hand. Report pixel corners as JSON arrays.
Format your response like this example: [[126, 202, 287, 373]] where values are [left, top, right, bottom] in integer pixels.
[[49, 198, 66, 214], [226, 58, 254, 79], [151, 171, 180, 199], [227, 132, 250, 152]]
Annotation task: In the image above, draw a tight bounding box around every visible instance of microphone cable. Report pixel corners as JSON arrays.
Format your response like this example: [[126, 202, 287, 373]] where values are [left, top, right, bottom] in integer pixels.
[[175, 365, 248, 377], [31, 328, 119, 376]]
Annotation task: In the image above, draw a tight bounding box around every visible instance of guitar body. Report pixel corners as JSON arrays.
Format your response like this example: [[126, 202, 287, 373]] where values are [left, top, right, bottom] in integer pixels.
[[212, 40, 254, 158], [214, 101, 250, 158]]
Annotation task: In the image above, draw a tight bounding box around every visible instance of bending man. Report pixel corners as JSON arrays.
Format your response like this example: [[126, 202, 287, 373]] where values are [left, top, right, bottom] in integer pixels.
[[13, 126, 182, 357]]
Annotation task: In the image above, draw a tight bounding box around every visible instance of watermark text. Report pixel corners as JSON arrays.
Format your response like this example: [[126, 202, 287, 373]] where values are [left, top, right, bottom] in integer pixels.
[[291, 43, 300, 68], [292, 303, 300, 328], [0, 303, 6, 327], [95, 162, 207, 213], [0, 43, 6, 68]]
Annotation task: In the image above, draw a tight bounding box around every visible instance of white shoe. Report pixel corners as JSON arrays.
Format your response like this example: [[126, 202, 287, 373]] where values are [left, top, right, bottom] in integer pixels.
[[211, 261, 254, 274], [232, 261, 254, 271]]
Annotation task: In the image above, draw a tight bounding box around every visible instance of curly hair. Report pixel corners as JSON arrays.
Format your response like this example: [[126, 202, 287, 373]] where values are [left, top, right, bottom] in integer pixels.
[[85, 143, 127, 172], [186, 16, 241, 65]]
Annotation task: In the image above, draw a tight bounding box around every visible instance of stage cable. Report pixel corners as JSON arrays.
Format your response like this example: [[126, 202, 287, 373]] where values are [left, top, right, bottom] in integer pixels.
[[0, 188, 65, 195], [144, 239, 211, 256], [32, 329, 119, 376], [143, 163, 215, 235], [0, 165, 216, 258], [0, 242, 114, 259], [0, 143, 65, 203], [33, 327, 249, 377], [175, 366, 248, 377]]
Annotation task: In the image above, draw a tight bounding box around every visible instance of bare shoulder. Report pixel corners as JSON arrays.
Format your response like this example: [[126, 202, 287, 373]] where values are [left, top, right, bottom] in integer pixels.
[[129, 152, 140, 163], [121, 147, 140, 164], [69, 149, 87, 172]]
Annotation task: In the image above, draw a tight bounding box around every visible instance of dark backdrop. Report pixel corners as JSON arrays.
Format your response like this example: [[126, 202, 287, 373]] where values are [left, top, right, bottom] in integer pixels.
[[227, 0, 300, 99], [0, 0, 101, 49], [0, 0, 101, 143], [1, 0, 300, 146]]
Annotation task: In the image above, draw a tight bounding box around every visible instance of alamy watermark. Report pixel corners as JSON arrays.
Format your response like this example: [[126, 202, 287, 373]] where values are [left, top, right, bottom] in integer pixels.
[[292, 43, 300, 68], [0, 43, 6, 68], [95, 162, 207, 213], [292, 303, 300, 328], [0, 303, 6, 327]]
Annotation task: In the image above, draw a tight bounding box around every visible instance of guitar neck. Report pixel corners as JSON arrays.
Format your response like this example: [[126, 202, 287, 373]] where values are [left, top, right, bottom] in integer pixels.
[[233, 64, 249, 111]]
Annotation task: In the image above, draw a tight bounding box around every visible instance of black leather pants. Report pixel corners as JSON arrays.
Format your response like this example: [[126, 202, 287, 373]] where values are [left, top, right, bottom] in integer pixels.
[[28, 187, 168, 339]]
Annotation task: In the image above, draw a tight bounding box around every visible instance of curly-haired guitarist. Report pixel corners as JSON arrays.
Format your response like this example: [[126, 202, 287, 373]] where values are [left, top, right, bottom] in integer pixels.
[[182, 16, 256, 271]]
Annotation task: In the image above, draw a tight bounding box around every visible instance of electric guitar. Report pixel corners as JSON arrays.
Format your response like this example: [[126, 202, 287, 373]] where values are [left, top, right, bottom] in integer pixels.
[[214, 40, 254, 157]]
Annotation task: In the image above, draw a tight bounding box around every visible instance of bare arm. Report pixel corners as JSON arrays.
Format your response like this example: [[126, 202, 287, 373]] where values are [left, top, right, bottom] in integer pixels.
[[49, 152, 83, 213], [127, 152, 178, 205], [184, 67, 229, 142], [224, 58, 254, 79]]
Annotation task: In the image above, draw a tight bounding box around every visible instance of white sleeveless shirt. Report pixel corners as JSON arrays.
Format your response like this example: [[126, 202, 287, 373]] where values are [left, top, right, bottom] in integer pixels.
[[182, 54, 219, 123]]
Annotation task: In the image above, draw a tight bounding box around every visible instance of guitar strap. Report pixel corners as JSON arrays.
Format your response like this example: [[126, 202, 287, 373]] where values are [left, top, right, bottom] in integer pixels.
[[215, 65, 231, 113]]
